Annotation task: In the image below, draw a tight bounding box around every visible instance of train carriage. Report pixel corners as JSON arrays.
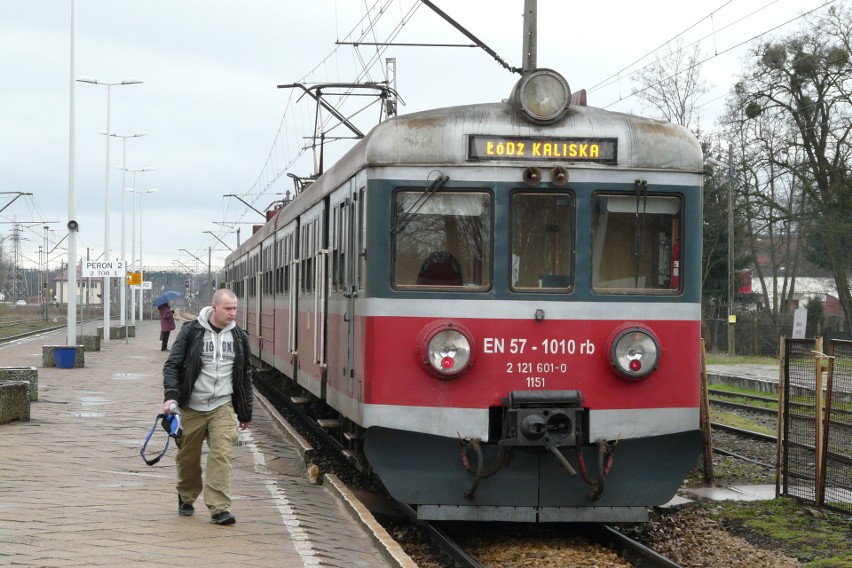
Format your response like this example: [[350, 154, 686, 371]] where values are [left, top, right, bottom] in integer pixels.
[[225, 68, 704, 523]]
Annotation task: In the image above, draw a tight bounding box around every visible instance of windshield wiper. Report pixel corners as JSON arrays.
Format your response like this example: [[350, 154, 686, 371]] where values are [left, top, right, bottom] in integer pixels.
[[391, 174, 450, 235]]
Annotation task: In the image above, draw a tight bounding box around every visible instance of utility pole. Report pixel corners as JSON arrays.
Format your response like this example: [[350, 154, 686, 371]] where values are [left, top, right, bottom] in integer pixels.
[[522, 0, 537, 73], [726, 147, 736, 356]]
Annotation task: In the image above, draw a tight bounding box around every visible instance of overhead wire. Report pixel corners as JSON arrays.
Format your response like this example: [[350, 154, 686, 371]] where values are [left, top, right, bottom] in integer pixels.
[[218, 0, 838, 251], [219, 0, 421, 245], [597, 0, 838, 111]]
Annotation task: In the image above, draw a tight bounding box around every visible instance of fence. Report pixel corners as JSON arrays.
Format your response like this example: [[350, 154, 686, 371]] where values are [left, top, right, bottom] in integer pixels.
[[705, 313, 849, 357], [822, 341, 852, 514], [779, 338, 852, 515]]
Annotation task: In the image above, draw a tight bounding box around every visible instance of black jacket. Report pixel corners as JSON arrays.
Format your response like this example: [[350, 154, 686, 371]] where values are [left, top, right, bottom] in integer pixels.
[[162, 318, 253, 423]]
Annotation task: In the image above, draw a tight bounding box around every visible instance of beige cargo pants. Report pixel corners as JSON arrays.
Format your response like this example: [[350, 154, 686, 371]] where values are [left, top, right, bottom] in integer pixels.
[[174, 403, 239, 515]]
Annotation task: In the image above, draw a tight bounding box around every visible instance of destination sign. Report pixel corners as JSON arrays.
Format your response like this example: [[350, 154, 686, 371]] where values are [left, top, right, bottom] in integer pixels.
[[468, 135, 617, 163]]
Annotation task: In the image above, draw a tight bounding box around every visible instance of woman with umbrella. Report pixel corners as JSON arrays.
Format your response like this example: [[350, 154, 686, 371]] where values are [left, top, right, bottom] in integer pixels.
[[153, 291, 181, 351], [158, 302, 176, 351]]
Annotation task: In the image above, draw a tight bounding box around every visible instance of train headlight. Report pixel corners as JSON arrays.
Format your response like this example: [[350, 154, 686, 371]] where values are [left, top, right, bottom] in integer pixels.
[[416, 321, 476, 379], [607, 325, 660, 380], [513, 68, 571, 124]]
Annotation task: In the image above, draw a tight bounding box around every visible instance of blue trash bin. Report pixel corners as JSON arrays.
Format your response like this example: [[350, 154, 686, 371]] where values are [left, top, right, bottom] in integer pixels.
[[55, 347, 77, 369]]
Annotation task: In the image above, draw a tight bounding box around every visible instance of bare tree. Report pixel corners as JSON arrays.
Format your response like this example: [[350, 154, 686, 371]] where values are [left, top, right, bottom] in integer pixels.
[[631, 39, 709, 133], [719, 87, 806, 333], [738, 5, 852, 330]]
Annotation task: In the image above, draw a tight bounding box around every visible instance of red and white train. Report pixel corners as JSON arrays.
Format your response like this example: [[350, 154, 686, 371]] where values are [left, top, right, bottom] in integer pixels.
[[224, 67, 704, 523]]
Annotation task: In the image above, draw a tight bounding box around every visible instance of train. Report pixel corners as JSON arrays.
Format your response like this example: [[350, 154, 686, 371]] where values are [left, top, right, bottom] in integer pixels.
[[224, 67, 705, 523]]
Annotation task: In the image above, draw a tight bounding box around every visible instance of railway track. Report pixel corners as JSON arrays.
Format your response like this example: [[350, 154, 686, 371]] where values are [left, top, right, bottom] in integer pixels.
[[710, 388, 852, 421], [710, 388, 852, 473], [254, 370, 687, 567]]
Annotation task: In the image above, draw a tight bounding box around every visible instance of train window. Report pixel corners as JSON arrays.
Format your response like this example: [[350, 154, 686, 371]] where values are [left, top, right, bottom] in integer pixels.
[[591, 194, 682, 293], [511, 192, 575, 291], [393, 191, 491, 290]]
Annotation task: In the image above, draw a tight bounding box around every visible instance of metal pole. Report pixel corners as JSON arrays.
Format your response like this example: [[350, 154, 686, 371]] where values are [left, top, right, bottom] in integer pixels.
[[138, 192, 144, 322], [67, 0, 78, 346], [727, 146, 736, 356], [119, 138, 127, 327], [102, 84, 112, 342], [130, 189, 136, 325], [522, 0, 537, 73]]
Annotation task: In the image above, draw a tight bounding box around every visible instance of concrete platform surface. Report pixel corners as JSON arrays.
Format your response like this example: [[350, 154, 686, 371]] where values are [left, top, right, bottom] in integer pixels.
[[684, 484, 778, 502], [0, 321, 411, 568]]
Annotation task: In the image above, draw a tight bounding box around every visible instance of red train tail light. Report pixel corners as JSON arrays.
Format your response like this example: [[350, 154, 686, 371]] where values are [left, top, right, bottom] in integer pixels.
[[416, 321, 476, 379], [607, 325, 660, 381]]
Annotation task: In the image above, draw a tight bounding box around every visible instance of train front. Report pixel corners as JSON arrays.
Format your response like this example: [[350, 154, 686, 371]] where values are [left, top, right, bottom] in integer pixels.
[[358, 69, 705, 523]]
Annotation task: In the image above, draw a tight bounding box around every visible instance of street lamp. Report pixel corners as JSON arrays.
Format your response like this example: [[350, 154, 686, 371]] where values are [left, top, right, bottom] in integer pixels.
[[127, 188, 158, 322], [111, 132, 149, 328], [120, 167, 153, 326], [76, 76, 143, 341]]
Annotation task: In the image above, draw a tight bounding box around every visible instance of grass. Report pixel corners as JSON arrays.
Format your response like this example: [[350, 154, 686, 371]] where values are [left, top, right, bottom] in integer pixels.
[[703, 499, 852, 566], [710, 408, 776, 435], [705, 353, 779, 365], [709, 387, 780, 410]]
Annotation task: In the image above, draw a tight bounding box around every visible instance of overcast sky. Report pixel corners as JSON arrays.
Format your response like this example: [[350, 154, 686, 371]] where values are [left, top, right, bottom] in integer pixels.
[[0, 0, 835, 275]]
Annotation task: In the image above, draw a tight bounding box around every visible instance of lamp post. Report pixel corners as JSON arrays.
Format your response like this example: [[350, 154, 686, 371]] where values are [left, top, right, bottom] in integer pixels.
[[138, 188, 158, 321], [120, 167, 153, 326], [111, 133, 149, 328], [127, 188, 158, 322], [76, 76, 143, 341], [67, 0, 78, 347]]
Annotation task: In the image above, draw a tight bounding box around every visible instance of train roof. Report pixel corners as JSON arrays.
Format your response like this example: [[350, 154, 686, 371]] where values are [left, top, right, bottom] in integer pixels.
[[232, 99, 703, 259], [308, 100, 703, 200], [365, 102, 704, 170]]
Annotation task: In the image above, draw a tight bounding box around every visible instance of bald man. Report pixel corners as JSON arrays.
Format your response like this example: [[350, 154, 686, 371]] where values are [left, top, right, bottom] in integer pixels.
[[162, 289, 253, 525]]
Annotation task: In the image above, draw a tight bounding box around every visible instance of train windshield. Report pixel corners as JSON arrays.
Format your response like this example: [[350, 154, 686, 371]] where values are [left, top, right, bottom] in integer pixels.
[[393, 191, 492, 289], [511, 192, 575, 291], [591, 193, 683, 293]]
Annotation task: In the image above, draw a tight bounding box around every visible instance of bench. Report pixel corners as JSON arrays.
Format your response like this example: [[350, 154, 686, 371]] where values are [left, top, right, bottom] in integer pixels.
[[0, 381, 30, 424], [78, 335, 101, 352], [0, 367, 38, 401], [42, 345, 86, 368], [97, 326, 127, 340]]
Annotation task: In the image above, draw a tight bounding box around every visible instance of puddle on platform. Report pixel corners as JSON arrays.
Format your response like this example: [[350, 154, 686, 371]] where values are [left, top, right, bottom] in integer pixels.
[[80, 396, 108, 406], [113, 373, 148, 380]]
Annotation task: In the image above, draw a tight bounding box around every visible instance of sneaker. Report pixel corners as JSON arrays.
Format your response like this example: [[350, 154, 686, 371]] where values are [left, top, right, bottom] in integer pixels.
[[210, 511, 236, 525], [178, 495, 195, 517]]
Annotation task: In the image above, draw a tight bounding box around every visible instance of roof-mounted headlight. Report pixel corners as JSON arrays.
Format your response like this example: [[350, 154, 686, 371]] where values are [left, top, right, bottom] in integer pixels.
[[513, 68, 571, 124]]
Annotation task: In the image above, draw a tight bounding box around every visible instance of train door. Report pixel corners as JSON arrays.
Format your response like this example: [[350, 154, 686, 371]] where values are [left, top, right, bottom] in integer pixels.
[[296, 203, 327, 398], [288, 227, 299, 378], [344, 188, 363, 387], [273, 226, 297, 379], [254, 270, 262, 337], [241, 275, 249, 330]]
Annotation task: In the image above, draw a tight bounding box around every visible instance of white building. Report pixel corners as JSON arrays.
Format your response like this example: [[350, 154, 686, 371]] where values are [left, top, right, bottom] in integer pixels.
[[53, 262, 104, 306]]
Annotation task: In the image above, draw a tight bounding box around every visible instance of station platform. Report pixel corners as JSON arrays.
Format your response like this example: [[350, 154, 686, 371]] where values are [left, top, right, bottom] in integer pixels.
[[706, 364, 781, 393], [0, 320, 414, 568]]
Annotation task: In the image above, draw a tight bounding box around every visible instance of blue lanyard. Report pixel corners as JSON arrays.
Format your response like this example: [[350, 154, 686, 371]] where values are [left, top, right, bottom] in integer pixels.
[[140, 412, 182, 466]]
